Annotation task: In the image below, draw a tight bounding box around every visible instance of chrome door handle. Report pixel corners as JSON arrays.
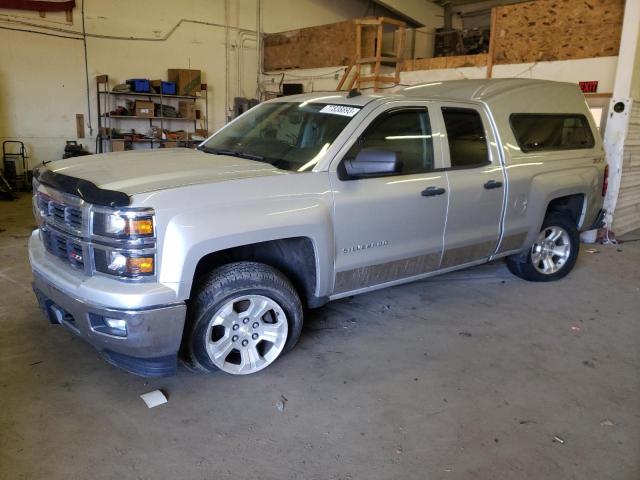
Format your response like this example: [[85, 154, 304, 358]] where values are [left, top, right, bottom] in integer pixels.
[[421, 186, 446, 197], [484, 180, 503, 189]]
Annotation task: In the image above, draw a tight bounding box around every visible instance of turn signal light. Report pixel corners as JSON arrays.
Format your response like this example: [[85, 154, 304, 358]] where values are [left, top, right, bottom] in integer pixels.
[[126, 218, 154, 236], [126, 256, 154, 275], [96, 250, 155, 278]]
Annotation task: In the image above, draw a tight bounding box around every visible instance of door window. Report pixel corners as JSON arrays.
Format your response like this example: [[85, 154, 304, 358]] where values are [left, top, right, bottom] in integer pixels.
[[345, 109, 434, 175], [441, 107, 489, 168]]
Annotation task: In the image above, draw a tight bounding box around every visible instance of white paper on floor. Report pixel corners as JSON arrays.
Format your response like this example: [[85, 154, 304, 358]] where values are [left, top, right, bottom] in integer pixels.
[[140, 389, 168, 408]]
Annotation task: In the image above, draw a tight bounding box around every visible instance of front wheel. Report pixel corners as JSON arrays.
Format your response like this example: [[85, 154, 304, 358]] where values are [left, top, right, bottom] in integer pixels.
[[506, 212, 579, 282], [185, 262, 303, 375]]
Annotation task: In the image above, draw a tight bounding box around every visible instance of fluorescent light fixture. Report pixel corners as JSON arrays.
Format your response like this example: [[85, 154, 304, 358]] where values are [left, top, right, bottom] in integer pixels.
[[385, 135, 432, 140]]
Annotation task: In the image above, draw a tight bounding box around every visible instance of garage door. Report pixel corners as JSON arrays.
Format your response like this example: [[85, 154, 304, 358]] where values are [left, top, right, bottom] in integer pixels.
[[613, 100, 640, 235]]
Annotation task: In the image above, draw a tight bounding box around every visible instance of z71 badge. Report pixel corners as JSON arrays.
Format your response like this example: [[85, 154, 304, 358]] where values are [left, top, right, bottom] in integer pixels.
[[343, 240, 389, 254]]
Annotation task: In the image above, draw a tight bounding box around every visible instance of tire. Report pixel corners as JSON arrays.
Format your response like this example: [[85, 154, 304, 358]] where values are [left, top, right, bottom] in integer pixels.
[[184, 261, 303, 375], [506, 212, 579, 282]]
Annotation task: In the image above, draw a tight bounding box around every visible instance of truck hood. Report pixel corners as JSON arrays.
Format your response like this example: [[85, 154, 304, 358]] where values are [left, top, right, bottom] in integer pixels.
[[42, 148, 287, 196]]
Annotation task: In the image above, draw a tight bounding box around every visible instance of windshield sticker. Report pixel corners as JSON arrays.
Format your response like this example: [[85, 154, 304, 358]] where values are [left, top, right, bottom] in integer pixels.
[[319, 105, 361, 117]]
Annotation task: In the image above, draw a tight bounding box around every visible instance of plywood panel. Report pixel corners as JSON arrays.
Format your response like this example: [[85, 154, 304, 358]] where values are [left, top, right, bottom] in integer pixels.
[[263, 1, 624, 75], [403, 54, 487, 71], [264, 20, 376, 71], [493, 0, 624, 65]]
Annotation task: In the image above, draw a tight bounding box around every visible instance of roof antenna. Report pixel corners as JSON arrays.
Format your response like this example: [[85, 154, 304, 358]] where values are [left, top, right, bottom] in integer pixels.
[[347, 88, 361, 98]]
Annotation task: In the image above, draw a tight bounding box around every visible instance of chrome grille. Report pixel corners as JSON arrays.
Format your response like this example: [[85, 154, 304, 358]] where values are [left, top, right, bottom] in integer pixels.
[[34, 185, 157, 282], [37, 192, 84, 233], [41, 229, 85, 269], [36, 188, 87, 271], [65, 207, 83, 229]]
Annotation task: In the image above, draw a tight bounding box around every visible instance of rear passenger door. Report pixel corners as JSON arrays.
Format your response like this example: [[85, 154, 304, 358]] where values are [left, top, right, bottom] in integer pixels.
[[437, 104, 506, 268]]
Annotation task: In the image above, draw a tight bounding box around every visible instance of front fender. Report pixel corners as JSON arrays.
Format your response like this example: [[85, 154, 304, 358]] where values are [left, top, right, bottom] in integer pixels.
[[158, 194, 334, 301]]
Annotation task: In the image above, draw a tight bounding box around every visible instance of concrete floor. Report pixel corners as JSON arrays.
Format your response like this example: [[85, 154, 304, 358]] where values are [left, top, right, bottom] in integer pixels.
[[0, 194, 638, 480]]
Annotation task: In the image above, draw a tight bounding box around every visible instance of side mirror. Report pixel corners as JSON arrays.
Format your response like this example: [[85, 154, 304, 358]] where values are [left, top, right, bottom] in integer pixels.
[[342, 148, 400, 178]]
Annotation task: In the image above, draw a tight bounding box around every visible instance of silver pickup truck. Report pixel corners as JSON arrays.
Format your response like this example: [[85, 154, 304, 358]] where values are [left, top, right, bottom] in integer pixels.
[[29, 79, 607, 377]]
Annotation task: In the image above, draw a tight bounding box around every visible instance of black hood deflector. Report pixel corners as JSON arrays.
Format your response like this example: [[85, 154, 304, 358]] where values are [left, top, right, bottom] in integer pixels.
[[34, 167, 130, 207]]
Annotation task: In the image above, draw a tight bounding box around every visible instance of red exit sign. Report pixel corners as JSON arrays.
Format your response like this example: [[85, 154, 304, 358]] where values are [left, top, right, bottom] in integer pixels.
[[579, 81, 599, 93]]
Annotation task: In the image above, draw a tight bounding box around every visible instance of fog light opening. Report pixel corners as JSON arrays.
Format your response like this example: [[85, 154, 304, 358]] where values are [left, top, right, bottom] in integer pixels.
[[104, 317, 127, 335]]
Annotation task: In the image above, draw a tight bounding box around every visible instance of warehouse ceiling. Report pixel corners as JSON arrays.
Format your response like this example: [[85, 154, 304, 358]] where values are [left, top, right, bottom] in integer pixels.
[[371, 0, 443, 27], [371, 0, 533, 28]]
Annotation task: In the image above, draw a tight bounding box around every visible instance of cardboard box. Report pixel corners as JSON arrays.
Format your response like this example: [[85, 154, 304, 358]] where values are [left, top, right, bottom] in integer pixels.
[[111, 140, 126, 152], [178, 100, 196, 120], [150, 79, 162, 93], [168, 69, 201, 96], [165, 130, 188, 141], [135, 100, 154, 118], [163, 141, 178, 148], [175, 130, 189, 141]]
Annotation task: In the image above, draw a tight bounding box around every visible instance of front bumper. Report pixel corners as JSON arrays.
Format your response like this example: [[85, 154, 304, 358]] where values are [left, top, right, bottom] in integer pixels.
[[32, 271, 186, 377]]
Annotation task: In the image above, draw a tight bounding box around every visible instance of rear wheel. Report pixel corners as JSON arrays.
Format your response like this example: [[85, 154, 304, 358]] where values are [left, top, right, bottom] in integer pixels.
[[186, 262, 303, 375], [506, 212, 579, 282]]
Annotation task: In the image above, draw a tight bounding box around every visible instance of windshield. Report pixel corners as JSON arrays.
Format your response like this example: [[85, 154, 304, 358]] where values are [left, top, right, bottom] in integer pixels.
[[201, 101, 362, 172]]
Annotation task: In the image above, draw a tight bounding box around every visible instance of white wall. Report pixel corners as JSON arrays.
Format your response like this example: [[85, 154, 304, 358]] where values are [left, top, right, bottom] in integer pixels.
[[0, 0, 386, 167], [0, 25, 87, 168], [0, 0, 260, 167]]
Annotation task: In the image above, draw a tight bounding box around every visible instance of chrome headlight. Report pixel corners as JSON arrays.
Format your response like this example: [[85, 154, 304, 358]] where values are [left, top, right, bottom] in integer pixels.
[[93, 249, 155, 278], [91, 208, 156, 279], [92, 209, 155, 239]]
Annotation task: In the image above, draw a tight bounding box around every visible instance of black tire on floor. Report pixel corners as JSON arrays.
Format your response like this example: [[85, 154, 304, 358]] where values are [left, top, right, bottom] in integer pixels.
[[184, 261, 303, 374], [506, 212, 580, 282]]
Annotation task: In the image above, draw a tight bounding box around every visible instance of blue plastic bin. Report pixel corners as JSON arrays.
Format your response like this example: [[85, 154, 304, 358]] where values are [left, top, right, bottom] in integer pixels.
[[161, 82, 176, 95], [126, 79, 151, 93]]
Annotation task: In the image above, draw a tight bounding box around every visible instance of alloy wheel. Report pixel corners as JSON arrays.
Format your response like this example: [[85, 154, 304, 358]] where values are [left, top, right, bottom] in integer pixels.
[[530, 226, 572, 275], [205, 294, 288, 374]]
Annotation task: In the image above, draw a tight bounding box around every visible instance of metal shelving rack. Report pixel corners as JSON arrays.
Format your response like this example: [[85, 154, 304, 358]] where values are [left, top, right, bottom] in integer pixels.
[[96, 74, 209, 153]]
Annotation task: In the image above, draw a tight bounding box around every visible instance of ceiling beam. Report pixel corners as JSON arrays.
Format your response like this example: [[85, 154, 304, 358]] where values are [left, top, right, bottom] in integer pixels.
[[436, 0, 494, 5], [435, 0, 527, 8], [371, 0, 444, 28]]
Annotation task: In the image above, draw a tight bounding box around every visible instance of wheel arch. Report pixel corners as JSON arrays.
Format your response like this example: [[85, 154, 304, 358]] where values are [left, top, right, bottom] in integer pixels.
[[523, 170, 591, 249], [545, 193, 586, 228], [188, 237, 327, 309]]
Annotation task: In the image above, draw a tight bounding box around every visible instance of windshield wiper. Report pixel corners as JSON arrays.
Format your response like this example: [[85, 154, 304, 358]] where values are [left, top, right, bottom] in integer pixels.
[[198, 146, 265, 161]]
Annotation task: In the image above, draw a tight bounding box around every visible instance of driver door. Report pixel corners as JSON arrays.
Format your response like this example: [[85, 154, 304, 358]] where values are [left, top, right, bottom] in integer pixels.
[[328, 102, 448, 296]]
